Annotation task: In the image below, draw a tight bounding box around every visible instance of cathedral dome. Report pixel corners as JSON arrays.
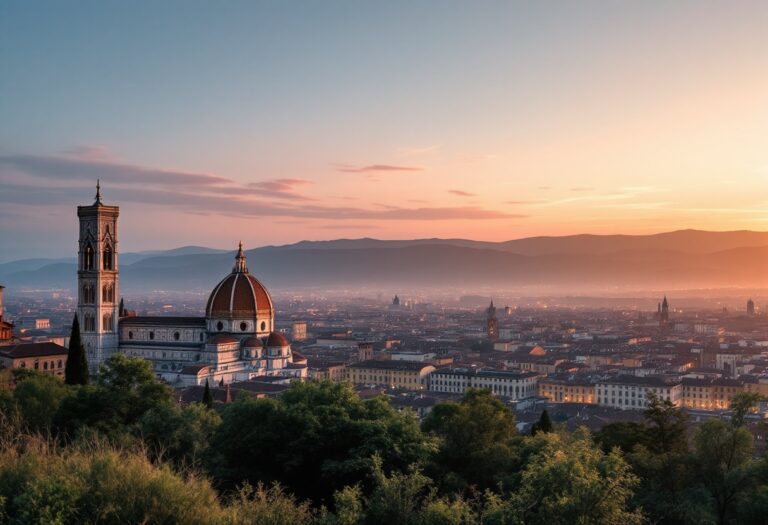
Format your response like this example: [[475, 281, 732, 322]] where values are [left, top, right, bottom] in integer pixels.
[[266, 332, 289, 348], [205, 243, 274, 333]]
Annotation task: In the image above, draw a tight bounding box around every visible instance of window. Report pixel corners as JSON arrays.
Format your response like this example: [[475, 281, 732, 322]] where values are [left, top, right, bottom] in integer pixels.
[[240, 322, 247, 332], [58, 360, 62, 368], [103, 313, 113, 332], [260, 321, 266, 331], [84, 243, 95, 270], [128, 331, 133, 339], [199, 333, 204, 342], [174, 331, 180, 341], [217, 321, 224, 331], [44, 362, 48, 370], [149, 331, 155, 340], [103, 244, 113, 270]]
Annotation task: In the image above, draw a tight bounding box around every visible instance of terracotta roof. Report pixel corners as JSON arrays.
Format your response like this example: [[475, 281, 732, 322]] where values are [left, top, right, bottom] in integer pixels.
[[180, 364, 212, 375], [209, 334, 238, 345], [242, 337, 263, 348], [266, 332, 289, 347], [0, 342, 68, 359], [206, 267, 274, 319]]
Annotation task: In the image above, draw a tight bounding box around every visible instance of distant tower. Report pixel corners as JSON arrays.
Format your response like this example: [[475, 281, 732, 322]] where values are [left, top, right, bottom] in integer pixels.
[[660, 296, 670, 328], [747, 298, 755, 316], [77, 181, 120, 371], [486, 300, 499, 341], [392, 295, 400, 307]]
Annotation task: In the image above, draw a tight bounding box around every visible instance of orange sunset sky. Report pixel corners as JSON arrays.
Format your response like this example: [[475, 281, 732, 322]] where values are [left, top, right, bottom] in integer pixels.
[[1, 1, 766, 260]]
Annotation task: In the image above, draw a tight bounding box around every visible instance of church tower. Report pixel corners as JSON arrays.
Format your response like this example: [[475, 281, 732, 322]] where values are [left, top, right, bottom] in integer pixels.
[[660, 295, 670, 328], [486, 300, 499, 341], [77, 182, 120, 371]]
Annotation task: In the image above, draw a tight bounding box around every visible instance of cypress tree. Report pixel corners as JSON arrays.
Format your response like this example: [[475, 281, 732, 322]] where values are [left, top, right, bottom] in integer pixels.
[[202, 379, 214, 409], [119, 297, 125, 317], [65, 314, 89, 385], [532, 409, 553, 436]]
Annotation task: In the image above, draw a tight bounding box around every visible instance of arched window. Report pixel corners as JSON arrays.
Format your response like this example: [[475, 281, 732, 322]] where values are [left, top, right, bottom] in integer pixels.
[[102, 313, 113, 332], [84, 313, 95, 332], [174, 331, 180, 341], [103, 244, 113, 270], [84, 243, 95, 270]]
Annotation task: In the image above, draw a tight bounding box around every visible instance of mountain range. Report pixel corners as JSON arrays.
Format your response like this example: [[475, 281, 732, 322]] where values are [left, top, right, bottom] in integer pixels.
[[1, 230, 767, 292]]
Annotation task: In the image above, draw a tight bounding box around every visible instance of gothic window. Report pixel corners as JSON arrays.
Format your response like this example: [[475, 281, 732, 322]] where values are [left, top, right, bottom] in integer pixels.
[[174, 331, 180, 341], [84, 243, 95, 270], [84, 313, 95, 332], [103, 244, 113, 270], [102, 313, 113, 332], [149, 331, 155, 340], [82, 284, 95, 304], [101, 283, 114, 303]]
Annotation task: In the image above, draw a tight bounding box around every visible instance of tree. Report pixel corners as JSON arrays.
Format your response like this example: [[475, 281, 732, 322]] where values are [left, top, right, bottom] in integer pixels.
[[594, 421, 648, 454], [422, 389, 519, 492], [119, 297, 125, 317], [202, 379, 213, 409], [206, 381, 433, 503], [140, 402, 221, 467], [691, 419, 755, 525], [531, 409, 553, 436], [64, 314, 89, 386], [729, 392, 763, 428], [643, 391, 688, 454], [11, 371, 70, 433], [55, 354, 173, 442], [506, 429, 643, 525]]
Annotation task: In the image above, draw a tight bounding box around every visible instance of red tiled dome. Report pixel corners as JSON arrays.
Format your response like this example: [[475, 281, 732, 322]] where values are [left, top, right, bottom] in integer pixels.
[[242, 337, 263, 348], [206, 245, 273, 321], [266, 332, 289, 348]]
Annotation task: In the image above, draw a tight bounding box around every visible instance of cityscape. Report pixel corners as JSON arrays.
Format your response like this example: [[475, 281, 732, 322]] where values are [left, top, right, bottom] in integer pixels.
[[2, 1, 768, 524]]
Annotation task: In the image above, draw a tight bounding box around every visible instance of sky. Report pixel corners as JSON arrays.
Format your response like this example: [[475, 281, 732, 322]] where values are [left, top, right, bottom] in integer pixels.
[[1, 0, 767, 261]]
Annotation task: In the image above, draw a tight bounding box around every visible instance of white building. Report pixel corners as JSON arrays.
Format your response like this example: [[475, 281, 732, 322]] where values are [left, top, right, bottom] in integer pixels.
[[428, 368, 539, 399], [596, 375, 682, 410], [76, 186, 307, 386]]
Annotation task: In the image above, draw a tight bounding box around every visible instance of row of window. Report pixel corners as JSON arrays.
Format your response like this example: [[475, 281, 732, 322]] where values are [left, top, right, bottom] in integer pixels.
[[80, 283, 115, 304], [82, 313, 113, 332], [18, 359, 64, 370], [82, 243, 114, 271]]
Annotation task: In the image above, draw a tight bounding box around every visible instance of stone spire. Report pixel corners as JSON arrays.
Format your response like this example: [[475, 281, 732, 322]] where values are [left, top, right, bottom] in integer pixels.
[[95, 179, 102, 204], [233, 241, 248, 273]]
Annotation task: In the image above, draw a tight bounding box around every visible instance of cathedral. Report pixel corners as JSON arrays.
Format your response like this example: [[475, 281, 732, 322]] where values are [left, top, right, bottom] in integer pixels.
[[76, 184, 307, 386]]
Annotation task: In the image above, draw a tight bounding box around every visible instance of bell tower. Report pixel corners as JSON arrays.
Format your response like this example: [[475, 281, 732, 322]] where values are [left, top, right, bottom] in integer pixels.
[[77, 181, 120, 371]]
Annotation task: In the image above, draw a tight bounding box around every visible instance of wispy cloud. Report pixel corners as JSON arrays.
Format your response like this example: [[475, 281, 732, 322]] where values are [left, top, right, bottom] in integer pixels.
[[0, 153, 230, 187], [335, 163, 423, 173], [449, 189, 476, 197], [570, 186, 594, 192], [505, 200, 548, 205]]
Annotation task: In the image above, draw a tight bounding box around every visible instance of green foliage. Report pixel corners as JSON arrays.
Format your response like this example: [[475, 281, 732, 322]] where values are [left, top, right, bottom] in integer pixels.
[[64, 314, 88, 386], [508, 429, 643, 525], [729, 392, 763, 428], [203, 379, 214, 408], [224, 482, 315, 525], [206, 380, 434, 502], [10, 371, 69, 433], [422, 389, 518, 492], [530, 409, 552, 436], [594, 421, 648, 454], [689, 419, 755, 524], [643, 391, 689, 454], [55, 354, 173, 441], [140, 402, 222, 467]]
